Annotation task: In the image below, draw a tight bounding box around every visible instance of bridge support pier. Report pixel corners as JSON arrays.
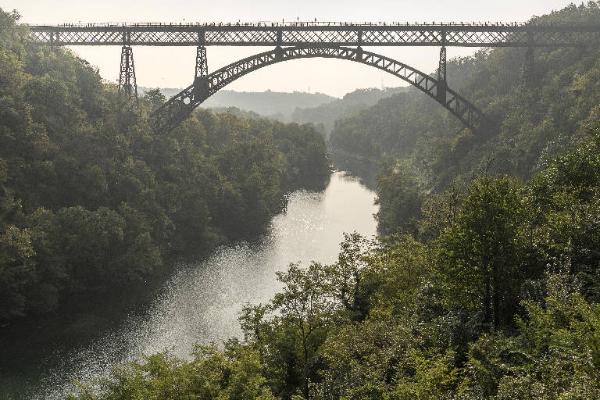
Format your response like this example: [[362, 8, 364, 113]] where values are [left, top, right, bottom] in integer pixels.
[[437, 45, 447, 103], [193, 45, 209, 100], [522, 31, 536, 87], [118, 45, 137, 100], [523, 46, 535, 86]]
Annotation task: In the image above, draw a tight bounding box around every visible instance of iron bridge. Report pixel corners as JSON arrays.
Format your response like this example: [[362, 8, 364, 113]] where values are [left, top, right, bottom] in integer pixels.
[[28, 22, 600, 133]]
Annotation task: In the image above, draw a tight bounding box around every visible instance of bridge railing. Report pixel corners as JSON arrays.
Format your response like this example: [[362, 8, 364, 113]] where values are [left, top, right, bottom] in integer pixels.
[[30, 21, 538, 28]]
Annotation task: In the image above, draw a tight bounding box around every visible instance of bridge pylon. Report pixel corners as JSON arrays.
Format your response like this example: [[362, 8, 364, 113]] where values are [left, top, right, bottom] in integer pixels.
[[523, 47, 535, 87], [437, 31, 447, 103], [193, 46, 209, 100], [437, 46, 448, 103], [118, 45, 137, 100], [521, 30, 539, 88]]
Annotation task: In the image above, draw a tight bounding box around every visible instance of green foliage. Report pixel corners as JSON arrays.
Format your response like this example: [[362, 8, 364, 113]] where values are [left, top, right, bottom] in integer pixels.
[[71, 343, 275, 400], [461, 273, 600, 399], [376, 160, 425, 236], [530, 121, 600, 301], [437, 176, 527, 330]]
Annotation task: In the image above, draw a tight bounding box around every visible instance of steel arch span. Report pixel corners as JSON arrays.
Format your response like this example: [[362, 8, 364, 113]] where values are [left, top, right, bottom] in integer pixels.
[[151, 46, 486, 133]]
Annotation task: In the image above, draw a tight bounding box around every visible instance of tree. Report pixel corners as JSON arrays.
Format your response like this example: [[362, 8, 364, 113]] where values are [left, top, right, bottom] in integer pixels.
[[376, 160, 425, 236], [437, 176, 527, 331], [71, 343, 275, 400], [0, 225, 36, 319], [142, 88, 166, 111]]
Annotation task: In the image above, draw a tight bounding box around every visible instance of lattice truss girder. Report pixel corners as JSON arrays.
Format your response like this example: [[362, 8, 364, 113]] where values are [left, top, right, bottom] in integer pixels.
[[152, 46, 484, 133], [29, 26, 600, 46]]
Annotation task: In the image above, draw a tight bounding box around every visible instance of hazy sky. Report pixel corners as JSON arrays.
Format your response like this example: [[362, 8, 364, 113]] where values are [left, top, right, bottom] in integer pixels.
[[5, 0, 577, 96]]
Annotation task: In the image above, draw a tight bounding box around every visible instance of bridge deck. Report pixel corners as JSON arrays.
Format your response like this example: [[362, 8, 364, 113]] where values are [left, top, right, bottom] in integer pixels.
[[28, 22, 600, 47]]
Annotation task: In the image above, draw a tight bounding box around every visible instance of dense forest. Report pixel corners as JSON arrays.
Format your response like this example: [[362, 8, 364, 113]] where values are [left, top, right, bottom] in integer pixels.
[[0, 9, 330, 323], [67, 2, 600, 399]]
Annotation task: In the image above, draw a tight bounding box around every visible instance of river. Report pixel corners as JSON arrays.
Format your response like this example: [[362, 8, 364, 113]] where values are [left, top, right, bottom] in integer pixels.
[[0, 171, 378, 399]]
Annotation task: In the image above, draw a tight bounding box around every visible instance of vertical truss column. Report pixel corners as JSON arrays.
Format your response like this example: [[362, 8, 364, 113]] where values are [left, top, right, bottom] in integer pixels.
[[275, 29, 283, 60], [356, 29, 364, 61], [523, 31, 535, 87], [193, 44, 209, 100], [118, 45, 138, 100], [437, 31, 447, 103]]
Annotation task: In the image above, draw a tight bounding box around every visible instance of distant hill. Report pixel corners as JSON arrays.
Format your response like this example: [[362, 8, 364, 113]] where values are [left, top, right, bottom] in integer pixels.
[[139, 86, 409, 140], [139, 87, 336, 120], [203, 90, 336, 120], [291, 87, 408, 137]]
